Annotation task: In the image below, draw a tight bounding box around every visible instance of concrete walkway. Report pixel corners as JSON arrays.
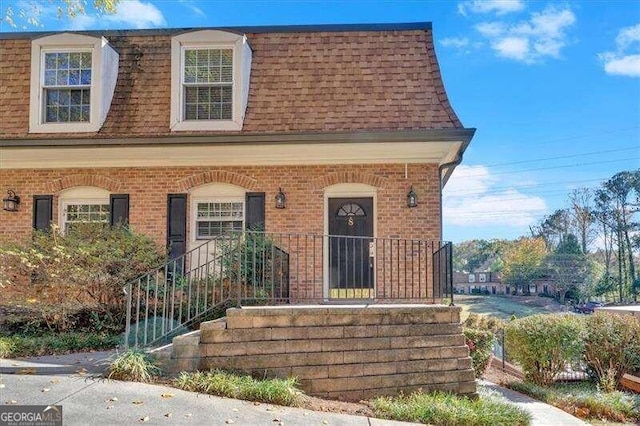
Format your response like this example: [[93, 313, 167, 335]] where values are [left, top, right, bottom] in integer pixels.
[[1, 352, 588, 426], [481, 380, 588, 426]]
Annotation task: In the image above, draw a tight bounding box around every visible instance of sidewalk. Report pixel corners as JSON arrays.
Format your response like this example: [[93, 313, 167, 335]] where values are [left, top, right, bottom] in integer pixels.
[[1, 352, 588, 425]]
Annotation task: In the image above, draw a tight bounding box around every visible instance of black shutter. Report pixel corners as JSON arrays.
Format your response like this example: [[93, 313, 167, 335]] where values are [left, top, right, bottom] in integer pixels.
[[167, 194, 187, 260], [33, 195, 53, 232], [245, 192, 265, 231], [110, 194, 130, 226]]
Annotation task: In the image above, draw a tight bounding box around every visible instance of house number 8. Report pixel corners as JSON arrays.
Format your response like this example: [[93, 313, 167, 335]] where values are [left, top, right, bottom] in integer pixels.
[[348, 217, 354, 226]]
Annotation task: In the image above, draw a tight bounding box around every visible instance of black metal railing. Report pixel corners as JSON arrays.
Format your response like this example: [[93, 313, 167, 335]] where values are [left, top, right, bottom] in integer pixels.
[[124, 231, 453, 347]]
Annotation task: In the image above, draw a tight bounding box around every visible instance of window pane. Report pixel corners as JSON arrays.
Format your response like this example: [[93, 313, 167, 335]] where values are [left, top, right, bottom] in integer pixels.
[[44, 89, 90, 123], [43, 51, 92, 87]]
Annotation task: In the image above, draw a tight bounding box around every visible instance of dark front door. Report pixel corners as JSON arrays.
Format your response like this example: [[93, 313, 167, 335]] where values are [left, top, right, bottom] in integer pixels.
[[328, 197, 374, 297]]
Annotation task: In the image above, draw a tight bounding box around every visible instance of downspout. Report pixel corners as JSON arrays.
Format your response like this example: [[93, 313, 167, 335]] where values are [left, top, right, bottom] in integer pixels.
[[439, 154, 464, 307]]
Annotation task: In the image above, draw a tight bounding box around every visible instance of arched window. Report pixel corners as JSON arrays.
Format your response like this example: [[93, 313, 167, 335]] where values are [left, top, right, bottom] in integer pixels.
[[58, 186, 110, 231], [336, 203, 366, 217]]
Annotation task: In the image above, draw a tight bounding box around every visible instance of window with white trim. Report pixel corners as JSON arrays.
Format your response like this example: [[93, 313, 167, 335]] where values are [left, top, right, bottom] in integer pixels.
[[62, 202, 110, 231], [195, 200, 244, 239], [183, 48, 233, 120], [58, 186, 110, 232], [170, 30, 252, 132], [43, 51, 92, 123], [30, 33, 119, 133]]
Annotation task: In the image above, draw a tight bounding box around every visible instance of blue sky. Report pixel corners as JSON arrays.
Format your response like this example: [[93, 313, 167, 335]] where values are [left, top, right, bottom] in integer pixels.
[[2, 0, 639, 243]]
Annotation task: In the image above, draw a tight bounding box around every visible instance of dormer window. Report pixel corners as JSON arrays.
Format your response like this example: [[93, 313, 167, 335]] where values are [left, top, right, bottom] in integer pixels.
[[29, 33, 119, 133], [43, 51, 92, 123], [183, 48, 233, 120], [171, 30, 252, 132]]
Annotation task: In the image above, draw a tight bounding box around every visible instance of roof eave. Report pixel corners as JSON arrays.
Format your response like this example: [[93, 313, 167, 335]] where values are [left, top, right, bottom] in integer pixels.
[[0, 128, 476, 148]]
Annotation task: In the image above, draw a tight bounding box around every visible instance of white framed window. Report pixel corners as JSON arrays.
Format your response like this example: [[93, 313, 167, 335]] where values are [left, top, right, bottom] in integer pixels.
[[58, 186, 110, 232], [479, 273, 487, 283], [183, 48, 234, 121], [170, 30, 252, 132], [195, 200, 244, 239], [42, 50, 92, 123], [468, 274, 475, 283], [30, 33, 119, 133]]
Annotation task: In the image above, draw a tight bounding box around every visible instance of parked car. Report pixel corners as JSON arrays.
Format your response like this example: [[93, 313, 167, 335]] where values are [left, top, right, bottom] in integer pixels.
[[574, 301, 604, 314]]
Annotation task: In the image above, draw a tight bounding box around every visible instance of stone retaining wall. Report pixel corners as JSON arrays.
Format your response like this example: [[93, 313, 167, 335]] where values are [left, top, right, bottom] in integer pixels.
[[188, 305, 475, 401]]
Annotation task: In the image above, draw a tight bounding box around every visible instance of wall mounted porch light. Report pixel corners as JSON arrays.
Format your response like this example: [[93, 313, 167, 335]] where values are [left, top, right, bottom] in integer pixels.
[[3, 190, 20, 212], [275, 187, 286, 209], [407, 186, 418, 208]]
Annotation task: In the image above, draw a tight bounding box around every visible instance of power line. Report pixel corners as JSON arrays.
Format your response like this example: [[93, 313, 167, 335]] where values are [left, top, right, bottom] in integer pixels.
[[456, 157, 638, 179], [443, 177, 611, 198], [481, 146, 639, 168]]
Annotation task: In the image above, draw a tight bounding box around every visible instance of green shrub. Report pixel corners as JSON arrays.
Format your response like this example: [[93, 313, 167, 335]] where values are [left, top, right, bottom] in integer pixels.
[[372, 390, 530, 426], [583, 312, 640, 392], [0, 332, 119, 358], [505, 314, 584, 386], [174, 369, 302, 407], [464, 313, 504, 333], [0, 224, 165, 332], [108, 349, 161, 382], [463, 327, 495, 378]]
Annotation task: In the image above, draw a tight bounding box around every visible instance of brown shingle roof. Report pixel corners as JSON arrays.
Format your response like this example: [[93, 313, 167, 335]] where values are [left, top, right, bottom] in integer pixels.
[[0, 24, 463, 139]]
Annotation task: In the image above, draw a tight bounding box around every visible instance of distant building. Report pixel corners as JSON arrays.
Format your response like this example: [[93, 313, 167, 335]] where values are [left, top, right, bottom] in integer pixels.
[[454, 272, 555, 296]]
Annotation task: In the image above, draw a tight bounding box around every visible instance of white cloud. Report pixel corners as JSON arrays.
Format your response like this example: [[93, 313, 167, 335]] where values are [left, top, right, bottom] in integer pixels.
[[71, 0, 166, 30], [443, 165, 547, 227], [599, 23, 640, 77], [486, 6, 575, 63], [458, 0, 525, 16], [179, 0, 206, 18], [440, 37, 471, 49], [492, 36, 529, 61]]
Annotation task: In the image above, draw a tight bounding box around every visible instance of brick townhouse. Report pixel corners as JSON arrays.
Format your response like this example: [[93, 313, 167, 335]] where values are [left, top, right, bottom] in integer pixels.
[[0, 23, 474, 301]]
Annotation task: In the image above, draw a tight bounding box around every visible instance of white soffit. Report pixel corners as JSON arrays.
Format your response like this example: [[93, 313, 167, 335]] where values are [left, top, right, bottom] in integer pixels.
[[1, 140, 462, 169]]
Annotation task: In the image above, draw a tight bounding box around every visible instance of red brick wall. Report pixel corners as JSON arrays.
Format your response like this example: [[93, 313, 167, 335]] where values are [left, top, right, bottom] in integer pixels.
[[0, 163, 441, 245]]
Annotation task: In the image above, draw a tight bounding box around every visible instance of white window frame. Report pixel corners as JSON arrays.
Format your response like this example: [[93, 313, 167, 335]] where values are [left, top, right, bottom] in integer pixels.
[[29, 33, 118, 133], [193, 197, 245, 241], [170, 30, 252, 132], [468, 274, 475, 283], [57, 186, 110, 232], [40, 48, 93, 125]]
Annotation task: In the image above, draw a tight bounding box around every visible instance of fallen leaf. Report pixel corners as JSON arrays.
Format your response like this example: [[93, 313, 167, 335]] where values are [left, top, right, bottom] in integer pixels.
[[41, 388, 50, 392], [266, 407, 275, 411], [164, 413, 172, 418], [108, 397, 118, 402], [132, 400, 144, 405], [322, 421, 329, 425], [272, 419, 281, 422], [11, 363, 19, 366], [160, 393, 174, 399], [225, 420, 235, 424], [232, 408, 239, 412], [17, 368, 36, 375], [6, 400, 18, 405], [106, 406, 114, 410], [185, 413, 192, 418], [253, 401, 261, 406], [140, 416, 150, 422], [50, 379, 60, 384]]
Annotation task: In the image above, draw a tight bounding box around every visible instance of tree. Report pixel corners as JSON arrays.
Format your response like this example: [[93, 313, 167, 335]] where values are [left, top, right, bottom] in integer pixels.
[[530, 209, 571, 251], [502, 237, 547, 295], [568, 188, 596, 254], [2, 0, 119, 28], [603, 170, 639, 302], [545, 234, 592, 303]]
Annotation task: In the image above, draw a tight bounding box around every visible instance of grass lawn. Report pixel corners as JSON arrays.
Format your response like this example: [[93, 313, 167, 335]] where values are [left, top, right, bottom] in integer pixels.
[[455, 294, 568, 321]]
